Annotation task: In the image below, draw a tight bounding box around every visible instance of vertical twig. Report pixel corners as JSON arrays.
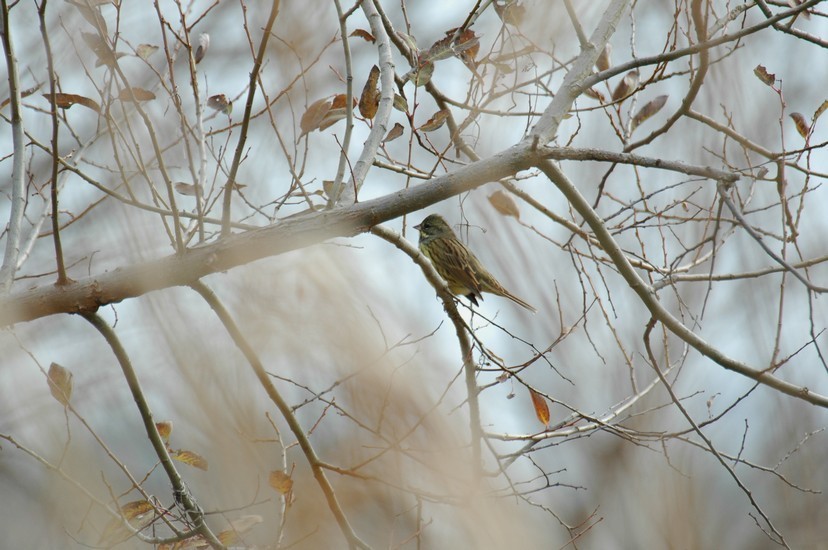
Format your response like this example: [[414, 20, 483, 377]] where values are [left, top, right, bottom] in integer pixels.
[[0, 0, 28, 293], [37, 0, 70, 285], [220, 0, 280, 237]]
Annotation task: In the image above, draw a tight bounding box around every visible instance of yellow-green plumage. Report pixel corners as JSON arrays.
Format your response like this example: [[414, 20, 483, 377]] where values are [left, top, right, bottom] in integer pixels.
[[414, 214, 536, 312]]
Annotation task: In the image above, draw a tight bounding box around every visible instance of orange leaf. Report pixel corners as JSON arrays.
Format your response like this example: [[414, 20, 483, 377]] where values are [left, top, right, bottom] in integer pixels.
[[488, 190, 520, 219], [47, 362, 73, 407], [155, 421, 173, 444], [418, 108, 450, 132], [171, 449, 208, 470], [349, 29, 375, 43], [529, 388, 550, 427], [44, 93, 101, 113], [790, 112, 809, 138], [269, 470, 294, 495], [358, 65, 380, 119], [300, 97, 333, 136]]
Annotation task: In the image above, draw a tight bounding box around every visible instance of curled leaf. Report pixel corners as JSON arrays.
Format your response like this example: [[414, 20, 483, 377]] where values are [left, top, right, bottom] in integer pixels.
[[612, 70, 639, 102], [384, 122, 404, 143], [754, 65, 775, 87], [596, 44, 612, 72], [393, 94, 409, 112], [48, 362, 73, 407], [207, 94, 232, 115], [790, 112, 809, 138], [349, 29, 375, 43], [358, 65, 380, 119], [583, 88, 605, 102], [631, 95, 668, 130], [488, 190, 520, 219], [529, 388, 550, 428], [44, 93, 101, 113], [494, 0, 526, 26], [269, 470, 294, 495], [194, 33, 210, 64], [155, 421, 173, 444], [418, 108, 450, 132]]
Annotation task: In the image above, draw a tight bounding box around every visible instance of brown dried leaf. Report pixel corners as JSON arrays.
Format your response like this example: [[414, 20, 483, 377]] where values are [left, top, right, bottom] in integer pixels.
[[136, 44, 158, 60], [99, 500, 155, 546], [174, 182, 198, 196], [631, 95, 668, 130], [612, 70, 639, 102], [300, 97, 333, 136], [583, 88, 605, 102], [269, 470, 294, 495], [790, 112, 809, 138], [319, 94, 353, 131], [529, 388, 550, 427], [754, 65, 775, 87], [48, 362, 73, 406], [426, 28, 480, 68], [44, 93, 101, 113], [813, 100, 828, 123], [155, 421, 173, 444], [596, 44, 612, 72], [384, 122, 405, 143], [418, 108, 450, 132], [171, 449, 209, 470], [207, 94, 232, 115], [488, 190, 520, 219], [494, 0, 526, 26], [358, 65, 380, 119], [118, 87, 156, 102], [349, 29, 375, 43]]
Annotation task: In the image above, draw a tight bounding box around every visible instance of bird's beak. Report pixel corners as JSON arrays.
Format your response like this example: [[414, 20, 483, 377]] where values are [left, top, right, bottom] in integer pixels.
[[413, 223, 422, 230]]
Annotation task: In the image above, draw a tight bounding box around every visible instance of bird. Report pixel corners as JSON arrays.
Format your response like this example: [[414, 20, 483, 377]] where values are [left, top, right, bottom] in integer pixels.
[[414, 214, 536, 312]]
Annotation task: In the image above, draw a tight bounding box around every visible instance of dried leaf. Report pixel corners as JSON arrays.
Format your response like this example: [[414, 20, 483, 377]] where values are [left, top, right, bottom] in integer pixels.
[[269, 470, 294, 495], [47, 362, 73, 406], [174, 182, 198, 196], [410, 59, 434, 87], [529, 388, 550, 427], [754, 65, 775, 87], [300, 97, 333, 136], [488, 190, 520, 219], [358, 65, 380, 119], [596, 44, 612, 72], [155, 421, 173, 444], [207, 94, 232, 115], [494, 0, 526, 26], [583, 88, 605, 102], [813, 100, 828, 123], [393, 94, 408, 112], [99, 500, 155, 546], [194, 33, 210, 64], [319, 94, 353, 131], [612, 70, 639, 102], [631, 95, 668, 130], [384, 122, 405, 143], [136, 44, 158, 60], [44, 93, 101, 113], [118, 88, 156, 102], [418, 108, 450, 132], [425, 28, 480, 69], [171, 449, 209, 470], [82, 32, 123, 67], [349, 29, 375, 43], [790, 112, 809, 138], [396, 32, 418, 52]]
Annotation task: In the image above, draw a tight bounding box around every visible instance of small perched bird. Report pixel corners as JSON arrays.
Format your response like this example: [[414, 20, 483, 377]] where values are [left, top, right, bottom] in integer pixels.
[[415, 214, 536, 312]]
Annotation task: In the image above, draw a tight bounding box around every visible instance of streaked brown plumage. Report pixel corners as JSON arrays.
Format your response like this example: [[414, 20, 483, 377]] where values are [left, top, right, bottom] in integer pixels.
[[415, 214, 536, 312]]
